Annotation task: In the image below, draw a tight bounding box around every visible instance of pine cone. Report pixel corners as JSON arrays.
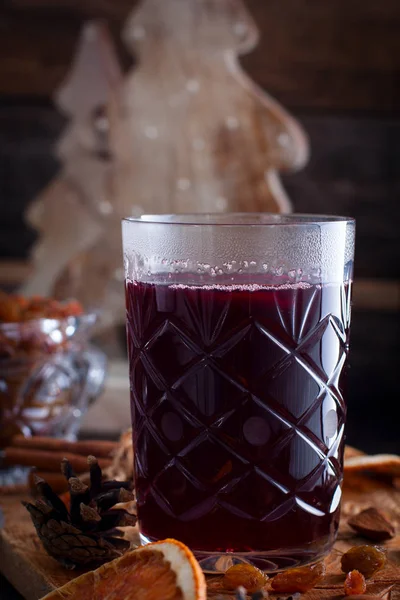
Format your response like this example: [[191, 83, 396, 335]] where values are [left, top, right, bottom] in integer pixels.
[[23, 455, 136, 569]]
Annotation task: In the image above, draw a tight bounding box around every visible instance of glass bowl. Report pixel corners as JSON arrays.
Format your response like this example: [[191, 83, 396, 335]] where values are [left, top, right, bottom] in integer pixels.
[[0, 313, 106, 447]]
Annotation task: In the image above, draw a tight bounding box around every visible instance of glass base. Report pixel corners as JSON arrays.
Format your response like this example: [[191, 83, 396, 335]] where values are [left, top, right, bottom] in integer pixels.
[[139, 533, 333, 574]]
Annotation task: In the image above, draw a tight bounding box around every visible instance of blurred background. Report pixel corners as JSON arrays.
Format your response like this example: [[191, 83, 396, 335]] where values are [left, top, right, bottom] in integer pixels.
[[0, 0, 399, 452]]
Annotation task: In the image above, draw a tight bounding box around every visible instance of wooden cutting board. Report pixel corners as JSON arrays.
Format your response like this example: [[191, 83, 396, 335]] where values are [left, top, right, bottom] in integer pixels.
[[0, 473, 399, 600]]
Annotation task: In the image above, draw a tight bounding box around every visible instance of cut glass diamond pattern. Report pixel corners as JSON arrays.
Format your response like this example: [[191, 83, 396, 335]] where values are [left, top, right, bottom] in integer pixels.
[[135, 425, 171, 481], [181, 288, 232, 346], [273, 284, 320, 344], [128, 279, 350, 532], [179, 433, 248, 489], [126, 282, 155, 342], [216, 395, 292, 462], [176, 363, 248, 424], [130, 356, 165, 413], [219, 469, 290, 521], [215, 322, 289, 384], [272, 431, 326, 484], [295, 460, 340, 513], [263, 358, 322, 420], [153, 463, 217, 519], [302, 394, 344, 450], [150, 395, 203, 452], [145, 321, 200, 385], [301, 317, 346, 380], [137, 307, 346, 522]]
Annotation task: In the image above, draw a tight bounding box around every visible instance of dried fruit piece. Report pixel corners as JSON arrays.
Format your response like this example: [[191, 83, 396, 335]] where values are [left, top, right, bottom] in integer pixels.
[[223, 564, 268, 593], [41, 539, 207, 600], [344, 570, 367, 595], [348, 507, 395, 542], [341, 545, 386, 578], [271, 561, 326, 593], [0, 292, 83, 323]]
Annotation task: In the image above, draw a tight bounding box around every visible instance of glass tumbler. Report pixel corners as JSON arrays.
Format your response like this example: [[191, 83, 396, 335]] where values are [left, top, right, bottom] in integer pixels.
[[122, 214, 355, 572]]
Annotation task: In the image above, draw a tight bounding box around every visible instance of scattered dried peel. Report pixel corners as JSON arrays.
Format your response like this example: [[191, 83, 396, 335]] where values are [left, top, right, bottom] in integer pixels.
[[0, 292, 83, 323]]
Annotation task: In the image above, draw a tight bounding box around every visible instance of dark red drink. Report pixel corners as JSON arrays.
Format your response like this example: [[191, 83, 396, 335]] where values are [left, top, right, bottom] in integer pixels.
[[126, 278, 351, 568]]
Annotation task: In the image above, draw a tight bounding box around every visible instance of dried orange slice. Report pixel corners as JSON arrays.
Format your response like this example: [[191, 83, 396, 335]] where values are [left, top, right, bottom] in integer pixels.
[[41, 539, 206, 600]]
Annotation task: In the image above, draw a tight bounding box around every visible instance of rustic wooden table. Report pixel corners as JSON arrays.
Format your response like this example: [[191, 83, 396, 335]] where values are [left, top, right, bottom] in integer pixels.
[[0, 470, 399, 600]]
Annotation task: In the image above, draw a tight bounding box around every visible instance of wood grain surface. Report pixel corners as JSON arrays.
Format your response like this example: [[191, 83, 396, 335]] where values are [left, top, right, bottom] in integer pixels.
[[0, 472, 399, 600], [1, 0, 399, 111]]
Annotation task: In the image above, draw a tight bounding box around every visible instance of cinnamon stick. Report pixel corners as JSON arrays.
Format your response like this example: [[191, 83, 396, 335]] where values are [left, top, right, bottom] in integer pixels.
[[2, 447, 112, 473], [10, 435, 117, 459], [0, 483, 29, 495]]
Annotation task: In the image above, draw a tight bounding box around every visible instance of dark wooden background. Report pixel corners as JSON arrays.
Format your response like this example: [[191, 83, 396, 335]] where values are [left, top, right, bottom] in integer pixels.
[[0, 0, 399, 453], [1, 0, 399, 109]]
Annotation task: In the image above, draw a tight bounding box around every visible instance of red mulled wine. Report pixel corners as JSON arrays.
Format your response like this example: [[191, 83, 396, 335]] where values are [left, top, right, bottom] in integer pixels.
[[126, 277, 351, 568]]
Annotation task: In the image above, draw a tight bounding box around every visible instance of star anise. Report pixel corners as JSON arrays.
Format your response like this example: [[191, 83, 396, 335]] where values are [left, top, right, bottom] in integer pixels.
[[23, 455, 136, 569]]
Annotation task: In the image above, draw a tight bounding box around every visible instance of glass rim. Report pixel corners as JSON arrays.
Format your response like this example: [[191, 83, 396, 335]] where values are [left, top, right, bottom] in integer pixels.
[[122, 213, 355, 227]]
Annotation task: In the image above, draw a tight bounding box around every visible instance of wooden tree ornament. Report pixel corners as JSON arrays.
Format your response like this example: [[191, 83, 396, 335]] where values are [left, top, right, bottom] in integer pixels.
[[22, 1, 310, 330], [21, 21, 123, 311], [116, 0, 309, 215]]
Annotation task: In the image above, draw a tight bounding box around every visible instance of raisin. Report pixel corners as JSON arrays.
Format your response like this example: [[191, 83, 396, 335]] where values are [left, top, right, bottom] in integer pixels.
[[344, 570, 367, 595], [271, 561, 326, 593], [223, 564, 268, 593], [341, 545, 386, 578]]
